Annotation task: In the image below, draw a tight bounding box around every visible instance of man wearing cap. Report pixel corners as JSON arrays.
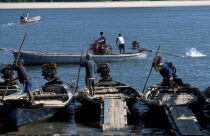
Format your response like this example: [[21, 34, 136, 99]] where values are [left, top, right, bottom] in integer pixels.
[[13, 59, 34, 104], [152, 56, 176, 91], [81, 54, 97, 96]]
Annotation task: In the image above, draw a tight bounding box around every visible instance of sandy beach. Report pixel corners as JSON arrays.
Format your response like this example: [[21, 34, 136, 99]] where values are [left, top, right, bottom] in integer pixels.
[[0, 1, 210, 9]]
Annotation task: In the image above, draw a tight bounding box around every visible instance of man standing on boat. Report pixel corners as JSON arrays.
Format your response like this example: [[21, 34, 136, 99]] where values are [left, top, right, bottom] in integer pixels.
[[98, 32, 106, 45], [13, 59, 34, 104], [81, 54, 97, 96], [116, 33, 125, 54], [152, 56, 178, 92]]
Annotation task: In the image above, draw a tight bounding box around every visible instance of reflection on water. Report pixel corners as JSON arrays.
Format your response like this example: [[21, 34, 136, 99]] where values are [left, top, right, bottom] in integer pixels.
[[1, 101, 177, 135]]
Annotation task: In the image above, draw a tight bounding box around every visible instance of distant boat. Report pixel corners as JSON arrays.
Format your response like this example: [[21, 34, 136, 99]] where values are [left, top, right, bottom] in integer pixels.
[[19, 16, 41, 24], [0, 48, 147, 65]]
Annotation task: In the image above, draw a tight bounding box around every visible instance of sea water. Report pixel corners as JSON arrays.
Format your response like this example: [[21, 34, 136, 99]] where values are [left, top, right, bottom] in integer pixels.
[[1, 6, 210, 135]]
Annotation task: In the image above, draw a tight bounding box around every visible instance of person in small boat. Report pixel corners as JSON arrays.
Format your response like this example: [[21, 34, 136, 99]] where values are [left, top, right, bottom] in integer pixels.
[[98, 32, 106, 45], [81, 54, 97, 96], [13, 59, 34, 104], [25, 12, 29, 20], [21, 12, 28, 21], [152, 56, 178, 92], [116, 33, 125, 54]]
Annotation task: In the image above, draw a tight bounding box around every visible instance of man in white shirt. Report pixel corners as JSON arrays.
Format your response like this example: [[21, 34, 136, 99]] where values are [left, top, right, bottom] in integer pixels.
[[116, 33, 125, 54]]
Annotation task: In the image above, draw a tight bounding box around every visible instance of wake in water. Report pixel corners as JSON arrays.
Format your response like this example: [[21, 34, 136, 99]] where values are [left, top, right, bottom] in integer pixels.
[[1, 23, 15, 26], [185, 48, 206, 57]]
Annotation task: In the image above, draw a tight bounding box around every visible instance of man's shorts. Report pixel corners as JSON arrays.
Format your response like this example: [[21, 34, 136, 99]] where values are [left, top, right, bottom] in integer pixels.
[[119, 44, 125, 50], [23, 79, 32, 92], [86, 78, 95, 87]]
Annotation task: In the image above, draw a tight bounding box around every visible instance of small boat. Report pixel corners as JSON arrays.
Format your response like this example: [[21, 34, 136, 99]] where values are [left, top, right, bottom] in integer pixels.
[[0, 63, 74, 127], [0, 47, 146, 65], [142, 77, 206, 108], [19, 16, 41, 24], [141, 77, 208, 136], [75, 62, 140, 131], [75, 62, 139, 108]]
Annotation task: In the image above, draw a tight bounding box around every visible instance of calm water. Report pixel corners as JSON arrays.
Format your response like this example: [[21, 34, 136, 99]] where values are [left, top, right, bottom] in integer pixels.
[[1, 6, 210, 135]]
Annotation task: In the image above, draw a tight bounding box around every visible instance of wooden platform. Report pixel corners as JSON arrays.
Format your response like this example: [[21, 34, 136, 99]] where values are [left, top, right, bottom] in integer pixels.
[[101, 98, 127, 131], [153, 92, 195, 106], [165, 106, 203, 136]]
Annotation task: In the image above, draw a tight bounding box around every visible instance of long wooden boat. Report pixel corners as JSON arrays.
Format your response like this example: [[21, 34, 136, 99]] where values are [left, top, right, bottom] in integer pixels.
[[75, 80, 139, 108], [75, 62, 140, 131], [0, 64, 74, 127], [141, 78, 207, 136], [0, 79, 74, 127], [0, 48, 146, 65], [142, 78, 206, 108], [19, 16, 41, 24]]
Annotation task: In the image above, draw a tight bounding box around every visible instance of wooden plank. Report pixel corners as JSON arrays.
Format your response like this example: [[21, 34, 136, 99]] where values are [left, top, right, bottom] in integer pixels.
[[102, 98, 127, 131], [175, 106, 202, 135], [170, 106, 202, 136], [170, 106, 190, 135]]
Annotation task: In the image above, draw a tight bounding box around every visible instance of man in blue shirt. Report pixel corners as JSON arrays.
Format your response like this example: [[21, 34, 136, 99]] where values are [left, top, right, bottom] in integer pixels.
[[81, 54, 97, 96], [14, 59, 34, 104], [152, 56, 178, 92]]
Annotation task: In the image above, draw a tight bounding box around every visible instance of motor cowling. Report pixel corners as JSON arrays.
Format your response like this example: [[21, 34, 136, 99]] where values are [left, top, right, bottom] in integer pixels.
[[97, 62, 110, 78], [0, 64, 13, 82], [42, 63, 57, 81], [132, 40, 140, 49]]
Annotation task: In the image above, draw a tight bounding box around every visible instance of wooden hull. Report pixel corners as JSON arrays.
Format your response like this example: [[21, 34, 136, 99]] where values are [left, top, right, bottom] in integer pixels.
[[75, 81, 139, 108], [142, 78, 206, 108], [0, 83, 74, 127], [12, 50, 146, 65], [0, 82, 24, 100], [0, 106, 61, 127]]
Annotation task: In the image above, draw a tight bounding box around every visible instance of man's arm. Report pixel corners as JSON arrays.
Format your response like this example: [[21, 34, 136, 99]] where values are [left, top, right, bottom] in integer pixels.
[[116, 38, 118, 46]]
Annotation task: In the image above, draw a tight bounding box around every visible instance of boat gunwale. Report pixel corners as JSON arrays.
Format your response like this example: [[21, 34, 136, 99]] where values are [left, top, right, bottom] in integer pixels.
[[13, 50, 146, 57]]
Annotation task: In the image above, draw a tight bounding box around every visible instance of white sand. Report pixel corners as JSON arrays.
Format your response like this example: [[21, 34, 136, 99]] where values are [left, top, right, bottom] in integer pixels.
[[0, 1, 210, 9]]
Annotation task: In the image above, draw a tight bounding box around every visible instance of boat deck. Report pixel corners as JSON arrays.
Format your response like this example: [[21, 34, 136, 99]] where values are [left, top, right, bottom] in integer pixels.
[[143, 85, 205, 136], [153, 92, 195, 106]]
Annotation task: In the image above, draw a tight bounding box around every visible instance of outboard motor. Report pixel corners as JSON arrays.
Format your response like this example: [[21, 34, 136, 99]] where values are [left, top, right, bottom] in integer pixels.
[[132, 41, 140, 49], [97, 62, 111, 81], [88, 40, 112, 55], [0, 64, 16, 85], [42, 63, 57, 81]]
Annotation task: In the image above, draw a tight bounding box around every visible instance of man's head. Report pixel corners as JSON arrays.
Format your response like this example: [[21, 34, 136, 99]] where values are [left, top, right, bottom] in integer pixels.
[[119, 33, 122, 37], [18, 59, 24, 65], [86, 54, 91, 60], [155, 55, 162, 62], [100, 32, 103, 36]]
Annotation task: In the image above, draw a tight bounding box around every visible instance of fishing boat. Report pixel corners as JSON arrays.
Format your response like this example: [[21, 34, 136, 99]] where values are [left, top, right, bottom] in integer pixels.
[[74, 62, 140, 131], [75, 62, 139, 108], [0, 46, 146, 65], [142, 77, 206, 108], [141, 76, 207, 136], [19, 16, 41, 24], [0, 63, 74, 127]]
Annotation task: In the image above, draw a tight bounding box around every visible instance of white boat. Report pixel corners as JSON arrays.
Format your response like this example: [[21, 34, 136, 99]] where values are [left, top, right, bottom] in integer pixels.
[[19, 16, 41, 24], [0, 48, 147, 65]]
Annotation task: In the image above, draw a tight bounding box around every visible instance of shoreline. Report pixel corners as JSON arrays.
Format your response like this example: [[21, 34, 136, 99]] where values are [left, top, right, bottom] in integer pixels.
[[0, 1, 210, 9]]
